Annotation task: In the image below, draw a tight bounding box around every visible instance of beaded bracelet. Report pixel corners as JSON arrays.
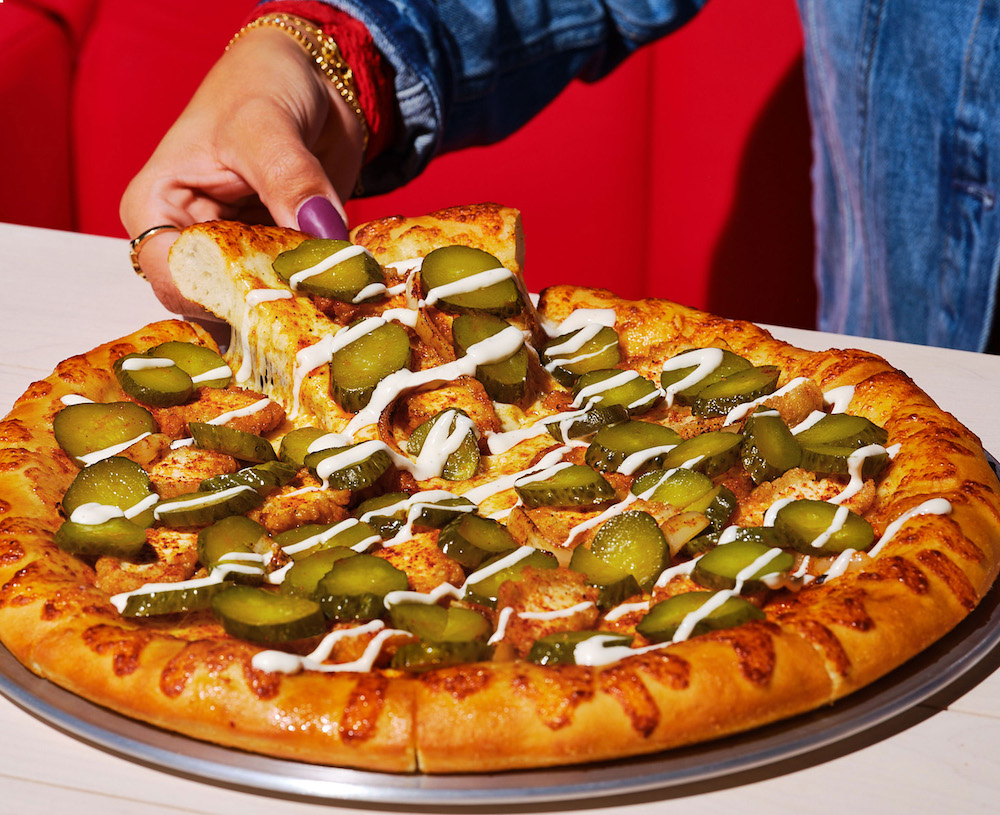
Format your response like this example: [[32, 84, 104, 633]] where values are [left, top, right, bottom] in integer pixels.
[[227, 12, 370, 154]]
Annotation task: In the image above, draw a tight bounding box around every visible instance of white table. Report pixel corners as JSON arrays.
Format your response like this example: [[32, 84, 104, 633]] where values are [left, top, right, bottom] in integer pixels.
[[2, 222, 999, 814]]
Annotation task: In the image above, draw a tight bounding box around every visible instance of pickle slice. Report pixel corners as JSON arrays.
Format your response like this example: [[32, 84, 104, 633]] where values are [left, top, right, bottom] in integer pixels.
[[54, 401, 157, 467], [690, 366, 781, 417], [438, 514, 518, 569], [572, 369, 662, 415], [685, 484, 738, 532], [630, 468, 714, 507], [272, 238, 384, 301], [407, 409, 480, 481], [420, 245, 522, 316], [659, 348, 752, 405], [316, 554, 409, 620], [568, 545, 643, 609], [410, 496, 477, 530], [150, 341, 231, 389], [660, 431, 743, 479], [463, 548, 558, 608], [280, 547, 358, 597], [691, 539, 795, 593], [189, 422, 277, 464], [773, 499, 875, 556], [61, 456, 158, 529], [354, 492, 409, 538], [799, 443, 889, 480], [119, 577, 227, 617], [54, 517, 148, 558], [154, 485, 264, 528], [637, 591, 765, 642], [199, 460, 298, 496], [526, 630, 632, 666], [114, 352, 194, 407], [544, 404, 629, 443], [330, 320, 411, 412], [391, 640, 491, 672], [584, 420, 682, 474], [590, 510, 669, 591], [794, 413, 889, 448], [211, 585, 326, 642], [275, 519, 381, 559], [451, 313, 528, 403], [514, 464, 615, 509], [197, 515, 267, 582], [389, 603, 490, 643], [541, 326, 621, 386], [305, 442, 392, 490], [278, 427, 331, 467], [742, 410, 802, 484]]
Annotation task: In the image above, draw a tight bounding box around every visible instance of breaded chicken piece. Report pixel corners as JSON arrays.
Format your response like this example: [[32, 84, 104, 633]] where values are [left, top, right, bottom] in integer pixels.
[[735, 467, 876, 526], [147, 446, 240, 498], [374, 533, 465, 593], [150, 386, 285, 438], [94, 528, 200, 596], [247, 474, 351, 535]]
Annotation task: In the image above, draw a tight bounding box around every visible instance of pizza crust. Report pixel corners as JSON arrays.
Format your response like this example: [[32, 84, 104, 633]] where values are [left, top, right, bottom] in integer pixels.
[[0, 209, 997, 773]]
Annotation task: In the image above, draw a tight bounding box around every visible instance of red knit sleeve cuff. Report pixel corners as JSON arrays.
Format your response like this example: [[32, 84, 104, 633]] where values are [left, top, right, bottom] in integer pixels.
[[250, 1, 396, 162]]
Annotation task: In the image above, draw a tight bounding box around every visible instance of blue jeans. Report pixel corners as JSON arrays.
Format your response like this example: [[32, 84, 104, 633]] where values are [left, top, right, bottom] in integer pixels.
[[321, 0, 1000, 351]]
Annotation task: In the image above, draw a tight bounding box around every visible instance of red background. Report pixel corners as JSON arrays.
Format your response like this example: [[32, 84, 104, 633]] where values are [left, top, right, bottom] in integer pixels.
[[2, 0, 815, 328]]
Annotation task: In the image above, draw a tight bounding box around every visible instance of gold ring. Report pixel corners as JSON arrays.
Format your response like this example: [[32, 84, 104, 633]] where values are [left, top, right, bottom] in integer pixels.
[[129, 225, 181, 278]]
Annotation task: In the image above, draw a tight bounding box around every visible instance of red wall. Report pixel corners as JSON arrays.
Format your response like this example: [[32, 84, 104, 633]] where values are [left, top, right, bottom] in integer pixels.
[[5, 0, 815, 328]]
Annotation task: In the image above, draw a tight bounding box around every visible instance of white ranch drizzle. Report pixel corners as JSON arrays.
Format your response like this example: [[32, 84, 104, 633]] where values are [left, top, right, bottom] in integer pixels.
[[120, 357, 174, 371], [604, 599, 651, 622], [810, 504, 851, 549], [78, 432, 152, 466], [69, 493, 159, 525], [791, 410, 826, 435], [617, 444, 679, 476], [824, 385, 856, 413], [463, 447, 571, 506], [381, 490, 476, 548], [519, 601, 594, 620], [724, 376, 811, 425], [236, 289, 293, 384], [278, 517, 381, 559], [352, 282, 388, 303], [153, 485, 256, 520], [821, 549, 859, 581], [207, 396, 273, 426], [563, 493, 639, 548], [60, 394, 93, 406], [867, 498, 952, 559], [489, 607, 514, 645], [572, 370, 646, 407], [484, 409, 593, 455], [252, 620, 410, 674], [461, 546, 538, 597], [573, 635, 673, 667], [191, 364, 233, 384], [108, 562, 259, 613], [660, 348, 724, 408], [828, 443, 895, 505], [383, 582, 463, 609], [539, 307, 617, 338], [288, 244, 373, 290]]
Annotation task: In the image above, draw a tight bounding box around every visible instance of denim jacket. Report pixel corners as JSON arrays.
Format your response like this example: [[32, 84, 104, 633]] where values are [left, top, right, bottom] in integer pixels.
[[317, 0, 1000, 351]]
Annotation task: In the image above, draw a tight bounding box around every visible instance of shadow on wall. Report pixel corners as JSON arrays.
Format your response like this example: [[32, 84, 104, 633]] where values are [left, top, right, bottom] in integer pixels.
[[707, 57, 817, 329]]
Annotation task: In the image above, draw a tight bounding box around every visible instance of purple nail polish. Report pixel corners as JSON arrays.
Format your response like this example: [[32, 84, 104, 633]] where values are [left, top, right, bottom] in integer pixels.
[[296, 196, 349, 240]]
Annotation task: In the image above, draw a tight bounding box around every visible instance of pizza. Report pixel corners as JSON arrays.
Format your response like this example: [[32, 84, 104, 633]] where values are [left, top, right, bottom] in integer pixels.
[[0, 203, 998, 774]]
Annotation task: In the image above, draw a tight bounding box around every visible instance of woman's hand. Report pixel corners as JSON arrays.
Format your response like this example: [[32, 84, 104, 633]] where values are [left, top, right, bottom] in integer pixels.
[[121, 27, 365, 316]]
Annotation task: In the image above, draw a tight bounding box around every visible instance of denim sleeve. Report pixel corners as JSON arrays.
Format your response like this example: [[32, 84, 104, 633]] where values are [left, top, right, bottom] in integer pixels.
[[310, 1, 706, 193]]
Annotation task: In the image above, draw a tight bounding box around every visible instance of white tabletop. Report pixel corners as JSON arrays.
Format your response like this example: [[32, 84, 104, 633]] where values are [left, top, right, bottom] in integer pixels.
[[2, 222, 999, 814]]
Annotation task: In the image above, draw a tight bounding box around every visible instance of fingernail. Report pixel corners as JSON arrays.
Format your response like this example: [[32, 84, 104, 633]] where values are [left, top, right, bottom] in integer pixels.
[[296, 196, 349, 240]]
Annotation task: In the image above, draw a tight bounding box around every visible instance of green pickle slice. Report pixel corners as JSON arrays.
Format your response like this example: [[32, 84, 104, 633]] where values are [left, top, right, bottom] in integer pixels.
[[54, 401, 156, 467], [660, 430, 743, 479], [150, 341, 231, 389], [589, 510, 669, 590], [544, 404, 629, 443], [197, 515, 267, 582], [55, 517, 147, 558], [659, 348, 751, 405], [794, 413, 889, 448], [685, 484, 739, 532], [630, 468, 714, 507], [526, 630, 632, 666], [305, 442, 392, 490], [189, 422, 276, 464], [637, 591, 765, 642], [114, 352, 194, 407], [585, 420, 681, 474], [275, 519, 380, 559], [61, 456, 158, 529], [799, 443, 889, 480], [119, 578, 227, 617], [407, 409, 480, 480], [211, 585, 326, 642], [568, 545, 643, 609], [438, 514, 518, 569], [354, 492, 409, 538], [391, 640, 491, 672], [280, 547, 358, 597], [690, 365, 781, 417], [316, 554, 408, 621], [773, 499, 875, 556], [272, 239, 384, 301], [330, 320, 411, 412], [389, 603, 490, 643], [279, 426, 333, 467], [154, 485, 264, 528], [742, 410, 802, 484], [691, 539, 795, 593], [451, 313, 528, 403], [199, 461, 297, 495], [572, 369, 662, 415], [541, 326, 621, 386], [514, 464, 615, 508], [420, 245, 522, 316]]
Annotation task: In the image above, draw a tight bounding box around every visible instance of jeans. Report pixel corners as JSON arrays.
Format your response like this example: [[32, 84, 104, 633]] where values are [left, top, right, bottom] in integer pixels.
[[320, 0, 1000, 350]]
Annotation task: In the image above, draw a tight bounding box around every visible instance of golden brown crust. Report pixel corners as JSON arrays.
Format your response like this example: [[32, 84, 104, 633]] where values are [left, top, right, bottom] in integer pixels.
[[0, 212, 998, 775]]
